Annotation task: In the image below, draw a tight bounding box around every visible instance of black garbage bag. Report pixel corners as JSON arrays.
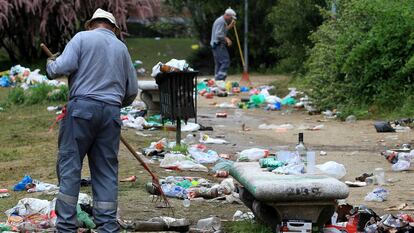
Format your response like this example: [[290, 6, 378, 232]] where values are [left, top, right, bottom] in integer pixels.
[[374, 121, 395, 133]]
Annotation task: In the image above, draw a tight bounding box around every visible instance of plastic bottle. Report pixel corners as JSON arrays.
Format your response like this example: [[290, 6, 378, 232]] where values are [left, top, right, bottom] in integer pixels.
[[238, 148, 269, 161]]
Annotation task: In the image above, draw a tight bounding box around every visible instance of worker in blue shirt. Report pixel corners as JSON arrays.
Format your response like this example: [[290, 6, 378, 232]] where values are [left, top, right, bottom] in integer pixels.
[[46, 8, 138, 233], [210, 8, 237, 81]]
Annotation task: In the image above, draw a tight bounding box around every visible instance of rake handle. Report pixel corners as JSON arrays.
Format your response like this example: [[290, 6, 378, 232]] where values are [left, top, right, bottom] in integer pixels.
[[120, 135, 157, 180], [40, 43, 54, 57]]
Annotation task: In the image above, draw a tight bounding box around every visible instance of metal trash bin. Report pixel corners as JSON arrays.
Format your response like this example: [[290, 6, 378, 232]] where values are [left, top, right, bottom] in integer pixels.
[[155, 71, 198, 144]]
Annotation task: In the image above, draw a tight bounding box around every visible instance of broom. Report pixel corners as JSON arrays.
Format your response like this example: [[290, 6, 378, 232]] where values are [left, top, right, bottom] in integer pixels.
[[40, 43, 172, 209], [233, 25, 252, 87]]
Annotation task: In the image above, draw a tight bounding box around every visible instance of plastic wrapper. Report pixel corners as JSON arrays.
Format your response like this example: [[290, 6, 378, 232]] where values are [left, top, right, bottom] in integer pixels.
[[364, 187, 389, 202], [316, 161, 347, 179]]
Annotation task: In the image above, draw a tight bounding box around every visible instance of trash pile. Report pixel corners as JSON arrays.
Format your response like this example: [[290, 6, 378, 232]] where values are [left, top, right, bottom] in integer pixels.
[[146, 176, 240, 204], [151, 59, 194, 77], [325, 204, 414, 232], [13, 175, 58, 193], [374, 119, 413, 133], [120, 105, 201, 132], [196, 79, 316, 112], [1, 194, 94, 232], [0, 65, 65, 89], [381, 144, 413, 172]]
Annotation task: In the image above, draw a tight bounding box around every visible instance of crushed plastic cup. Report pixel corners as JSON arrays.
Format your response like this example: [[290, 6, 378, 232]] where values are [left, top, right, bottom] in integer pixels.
[[306, 151, 316, 174], [182, 199, 191, 208]]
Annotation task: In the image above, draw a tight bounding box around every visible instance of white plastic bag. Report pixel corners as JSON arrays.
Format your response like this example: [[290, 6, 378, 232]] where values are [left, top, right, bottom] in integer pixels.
[[199, 133, 228, 144], [160, 153, 187, 169], [176, 160, 208, 172], [238, 148, 269, 162], [315, 161, 347, 179], [181, 122, 200, 132], [265, 96, 282, 104], [391, 160, 411, 172], [188, 147, 219, 164], [364, 187, 389, 202]]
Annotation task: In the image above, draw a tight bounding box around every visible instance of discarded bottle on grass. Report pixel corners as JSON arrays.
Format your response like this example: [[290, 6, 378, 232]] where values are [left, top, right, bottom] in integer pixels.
[[296, 133, 307, 167]]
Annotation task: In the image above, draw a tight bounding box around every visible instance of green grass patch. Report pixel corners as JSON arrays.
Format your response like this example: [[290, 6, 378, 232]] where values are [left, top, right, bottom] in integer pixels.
[[3, 83, 68, 106], [125, 37, 198, 73]]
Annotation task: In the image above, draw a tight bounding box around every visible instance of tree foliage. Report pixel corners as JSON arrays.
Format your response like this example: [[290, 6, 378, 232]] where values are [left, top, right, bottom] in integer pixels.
[[165, 0, 277, 72], [267, 0, 326, 73], [304, 0, 414, 115], [0, 0, 133, 63]]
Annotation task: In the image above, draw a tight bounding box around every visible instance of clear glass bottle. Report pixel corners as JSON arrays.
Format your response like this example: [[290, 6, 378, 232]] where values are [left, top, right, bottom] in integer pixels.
[[296, 133, 307, 166]]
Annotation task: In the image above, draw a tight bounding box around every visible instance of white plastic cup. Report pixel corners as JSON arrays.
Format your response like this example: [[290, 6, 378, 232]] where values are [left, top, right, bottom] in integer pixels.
[[374, 168, 385, 185], [182, 199, 191, 208], [306, 151, 316, 174]]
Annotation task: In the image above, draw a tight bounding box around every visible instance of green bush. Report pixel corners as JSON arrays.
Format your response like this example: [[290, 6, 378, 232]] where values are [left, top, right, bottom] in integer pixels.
[[303, 0, 414, 117], [6, 83, 68, 105], [267, 0, 326, 73]]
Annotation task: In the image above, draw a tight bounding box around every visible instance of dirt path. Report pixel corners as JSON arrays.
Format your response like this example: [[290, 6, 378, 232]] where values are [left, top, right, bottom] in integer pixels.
[[118, 75, 414, 225]]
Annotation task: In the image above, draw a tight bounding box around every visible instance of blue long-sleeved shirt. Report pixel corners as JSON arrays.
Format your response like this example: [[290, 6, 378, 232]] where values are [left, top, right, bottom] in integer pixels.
[[47, 28, 138, 107], [210, 16, 228, 47]]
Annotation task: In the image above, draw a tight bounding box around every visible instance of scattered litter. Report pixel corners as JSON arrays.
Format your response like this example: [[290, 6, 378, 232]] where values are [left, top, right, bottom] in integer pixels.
[[316, 161, 347, 179], [199, 133, 228, 144], [320, 151, 328, 156], [195, 216, 222, 232], [233, 210, 254, 221], [345, 115, 356, 123], [364, 187, 389, 202], [120, 175, 137, 182], [345, 181, 367, 187], [237, 148, 269, 162]]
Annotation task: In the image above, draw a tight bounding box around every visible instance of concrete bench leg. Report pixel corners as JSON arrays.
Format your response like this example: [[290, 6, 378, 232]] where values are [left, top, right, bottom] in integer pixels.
[[239, 187, 335, 231], [140, 91, 160, 115]]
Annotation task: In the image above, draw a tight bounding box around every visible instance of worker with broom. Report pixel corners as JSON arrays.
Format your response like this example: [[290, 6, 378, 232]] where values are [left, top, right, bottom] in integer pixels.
[[210, 8, 237, 81], [46, 8, 138, 233]]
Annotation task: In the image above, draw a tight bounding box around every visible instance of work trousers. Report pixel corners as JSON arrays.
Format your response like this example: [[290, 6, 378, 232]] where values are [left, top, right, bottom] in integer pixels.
[[212, 43, 230, 81], [55, 97, 121, 233]]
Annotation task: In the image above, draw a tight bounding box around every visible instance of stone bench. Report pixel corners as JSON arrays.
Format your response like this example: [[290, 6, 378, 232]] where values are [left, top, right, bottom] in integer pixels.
[[138, 80, 160, 115], [230, 162, 349, 230]]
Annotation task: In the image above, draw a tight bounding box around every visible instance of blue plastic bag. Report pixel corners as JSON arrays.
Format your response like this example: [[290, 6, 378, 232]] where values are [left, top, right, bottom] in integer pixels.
[[13, 175, 33, 191], [0, 76, 10, 87]]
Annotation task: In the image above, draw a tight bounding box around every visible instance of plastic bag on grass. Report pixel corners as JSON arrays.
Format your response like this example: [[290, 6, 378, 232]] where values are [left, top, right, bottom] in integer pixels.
[[315, 161, 346, 179]]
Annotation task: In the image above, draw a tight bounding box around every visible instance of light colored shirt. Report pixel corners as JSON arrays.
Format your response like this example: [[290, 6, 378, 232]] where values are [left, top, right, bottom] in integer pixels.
[[210, 16, 228, 47], [46, 28, 138, 107]]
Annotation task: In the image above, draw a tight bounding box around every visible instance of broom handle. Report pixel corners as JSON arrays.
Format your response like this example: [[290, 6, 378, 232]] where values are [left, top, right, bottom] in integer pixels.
[[233, 25, 246, 68]]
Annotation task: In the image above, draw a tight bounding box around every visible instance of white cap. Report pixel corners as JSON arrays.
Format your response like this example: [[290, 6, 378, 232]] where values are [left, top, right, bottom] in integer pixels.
[[225, 8, 237, 19], [85, 8, 119, 29]]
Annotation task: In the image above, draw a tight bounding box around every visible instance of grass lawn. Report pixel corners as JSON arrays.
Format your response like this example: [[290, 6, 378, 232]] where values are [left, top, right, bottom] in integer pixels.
[[126, 37, 198, 73], [0, 38, 198, 74]]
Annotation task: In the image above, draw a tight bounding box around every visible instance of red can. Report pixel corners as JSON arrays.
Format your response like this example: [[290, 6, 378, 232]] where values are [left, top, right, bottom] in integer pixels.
[[215, 170, 229, 178], [216, 112, 227, 118]]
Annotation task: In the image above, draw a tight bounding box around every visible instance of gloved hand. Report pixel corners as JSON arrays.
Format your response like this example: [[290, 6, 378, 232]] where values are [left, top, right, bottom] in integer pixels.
[[47, 52, 60, 65]]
